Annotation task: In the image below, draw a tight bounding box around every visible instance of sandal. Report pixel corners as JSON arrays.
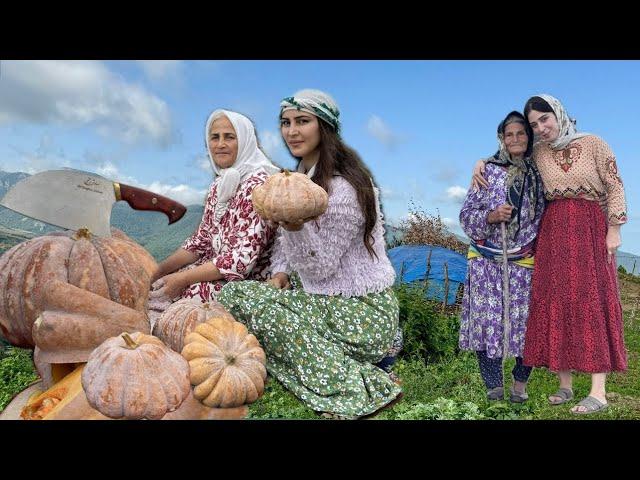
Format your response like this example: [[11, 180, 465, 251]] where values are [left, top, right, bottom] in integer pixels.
[[548, 387, 573, 405], [509, 386, 529, 403], [571, 396, 609, 415], [486, 386, 504, 401]]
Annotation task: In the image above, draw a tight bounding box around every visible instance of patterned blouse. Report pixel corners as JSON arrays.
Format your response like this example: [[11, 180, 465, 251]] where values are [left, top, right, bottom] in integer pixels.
[[182, 171, 276, 285], [533, 135, 627, 225]]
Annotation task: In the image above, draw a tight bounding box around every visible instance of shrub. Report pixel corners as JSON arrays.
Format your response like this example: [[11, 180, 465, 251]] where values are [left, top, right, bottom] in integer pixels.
[[394, 283, 460, 362]]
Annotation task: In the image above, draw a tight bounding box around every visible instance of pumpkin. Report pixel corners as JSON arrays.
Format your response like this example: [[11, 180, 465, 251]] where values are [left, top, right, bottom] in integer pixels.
[[181, 317, 267, 408], [4, 374, 248, 421], [19, 365, 107, 420], [153, 298, 235, 353], [161, 391, 248, 420], [251, 170, 328, 223], [33, 346, 82, 390], [32, 285, 150, 364], [81, 332, 191, 420], [0, 227, 156, 349]]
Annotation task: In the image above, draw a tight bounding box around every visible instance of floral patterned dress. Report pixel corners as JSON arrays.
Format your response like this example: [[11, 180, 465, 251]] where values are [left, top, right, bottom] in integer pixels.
[[458, 163, 545, 359], [180, 171, 276, 301]]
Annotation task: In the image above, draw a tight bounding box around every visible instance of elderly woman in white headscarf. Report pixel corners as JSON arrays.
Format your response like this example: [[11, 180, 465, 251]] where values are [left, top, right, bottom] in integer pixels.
[[149, 109, 280, 313]]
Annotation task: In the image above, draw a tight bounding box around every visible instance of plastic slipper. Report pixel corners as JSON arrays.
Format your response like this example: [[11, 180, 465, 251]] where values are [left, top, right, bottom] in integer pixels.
[[548, 387, 573, 405], [571, 396, 609, 415]]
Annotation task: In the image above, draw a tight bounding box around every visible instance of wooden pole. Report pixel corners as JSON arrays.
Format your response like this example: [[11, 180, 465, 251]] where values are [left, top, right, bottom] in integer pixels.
[[424, 249, 432, 293], [442, 261, 449, 312]]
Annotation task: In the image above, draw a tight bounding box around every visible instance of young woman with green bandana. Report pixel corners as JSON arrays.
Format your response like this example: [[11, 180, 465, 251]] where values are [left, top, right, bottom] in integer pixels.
[[219, 89, 402, 419]]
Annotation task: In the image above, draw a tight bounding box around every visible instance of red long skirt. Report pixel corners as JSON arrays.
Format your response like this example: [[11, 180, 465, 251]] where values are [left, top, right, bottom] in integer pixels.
[[523, 198, 627, 373]]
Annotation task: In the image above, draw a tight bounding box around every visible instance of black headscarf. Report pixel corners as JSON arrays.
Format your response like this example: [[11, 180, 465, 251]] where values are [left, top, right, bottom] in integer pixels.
[[486, 111, 543, 241]]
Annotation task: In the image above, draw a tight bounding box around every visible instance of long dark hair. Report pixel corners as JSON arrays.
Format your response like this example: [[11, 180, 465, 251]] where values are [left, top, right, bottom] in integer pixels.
[[292, 119, 379, 259], [523, 96, 554, 120]]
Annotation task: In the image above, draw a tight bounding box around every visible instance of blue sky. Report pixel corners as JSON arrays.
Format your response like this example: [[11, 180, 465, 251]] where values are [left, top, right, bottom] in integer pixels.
[[1, 60, 639, 255]]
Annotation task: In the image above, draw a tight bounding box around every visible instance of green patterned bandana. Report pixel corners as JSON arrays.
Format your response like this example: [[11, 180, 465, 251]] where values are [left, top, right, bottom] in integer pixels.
[[280, 89, 341, 133]]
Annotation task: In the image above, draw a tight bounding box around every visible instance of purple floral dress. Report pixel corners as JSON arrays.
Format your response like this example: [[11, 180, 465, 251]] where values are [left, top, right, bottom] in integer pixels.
[[459, 163, 545, 358]]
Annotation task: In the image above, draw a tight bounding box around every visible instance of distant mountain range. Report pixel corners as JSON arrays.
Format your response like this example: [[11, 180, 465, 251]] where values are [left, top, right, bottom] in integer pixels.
[[1, 170, 639, 273]]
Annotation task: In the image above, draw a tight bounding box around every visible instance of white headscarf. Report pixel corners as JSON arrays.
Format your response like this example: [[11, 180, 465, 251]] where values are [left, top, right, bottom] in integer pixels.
[[206, 109, 280, 221], [534, 94, 591, 150]]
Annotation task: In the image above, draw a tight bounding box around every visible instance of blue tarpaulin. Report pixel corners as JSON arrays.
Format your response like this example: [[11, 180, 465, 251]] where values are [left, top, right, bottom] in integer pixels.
[[388, 245, 468, 305]]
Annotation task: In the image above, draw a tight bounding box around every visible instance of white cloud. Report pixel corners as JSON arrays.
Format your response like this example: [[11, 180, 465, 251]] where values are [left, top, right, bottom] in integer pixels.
[[446, 185, 467, 203], [137, 61, 185, 82], [3, 143, 206, 206], [143, 181, 207, 206], [257, 129, 292, 169], [95, 161, 129, 182], [9, 136, 72, 174], [259, 130, 285, 157], [91, 161, 207, 206], [442, 217, 466, 237], [196, 154, 212, 172], [366, 115, 401, 148], [0, 60, 175, 147]]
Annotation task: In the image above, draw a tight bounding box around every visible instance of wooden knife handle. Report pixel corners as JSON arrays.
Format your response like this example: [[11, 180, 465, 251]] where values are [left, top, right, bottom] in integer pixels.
[[115, 183, 187, 224]]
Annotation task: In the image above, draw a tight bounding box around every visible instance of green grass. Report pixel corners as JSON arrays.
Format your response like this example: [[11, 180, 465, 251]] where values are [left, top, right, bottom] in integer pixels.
[[241, 283, 640, 420], [243, 313, 640, 420], [2, 287, 639, 420], [0, 347, 39, 412]]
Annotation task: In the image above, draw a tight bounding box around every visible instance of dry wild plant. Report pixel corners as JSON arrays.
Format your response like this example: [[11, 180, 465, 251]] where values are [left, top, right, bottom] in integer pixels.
[[397, 202, 468, 255]]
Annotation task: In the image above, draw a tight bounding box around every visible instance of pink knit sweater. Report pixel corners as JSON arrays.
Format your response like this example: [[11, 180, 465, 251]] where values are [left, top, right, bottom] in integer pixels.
[[269, 176, 396, 297]]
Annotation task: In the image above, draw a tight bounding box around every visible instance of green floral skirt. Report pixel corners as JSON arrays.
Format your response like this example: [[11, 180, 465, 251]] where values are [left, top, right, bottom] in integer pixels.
[[218, 280, 402, 418]]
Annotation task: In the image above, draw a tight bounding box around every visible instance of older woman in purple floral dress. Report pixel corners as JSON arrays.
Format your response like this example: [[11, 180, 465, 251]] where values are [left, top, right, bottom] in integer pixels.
[[459, 111, 545, 402]]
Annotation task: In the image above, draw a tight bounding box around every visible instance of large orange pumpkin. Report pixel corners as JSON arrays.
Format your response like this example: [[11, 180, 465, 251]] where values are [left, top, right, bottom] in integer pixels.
[[7, 368, 247, 421], [181, 317, 267, 408], [81, 332, 191, 420], [0, 228, 156, 349], [251, 170, 328, 223], [153, 298, 235, 353]]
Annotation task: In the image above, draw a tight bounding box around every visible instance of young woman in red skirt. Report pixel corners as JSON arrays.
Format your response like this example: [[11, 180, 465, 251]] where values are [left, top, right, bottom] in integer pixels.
[[473, 94, 627, 414]]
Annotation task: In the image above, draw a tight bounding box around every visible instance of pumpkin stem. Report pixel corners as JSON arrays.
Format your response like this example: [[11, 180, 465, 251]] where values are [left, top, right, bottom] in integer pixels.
[[282, 169, 291, 176], [121, 333, 138, 349], [202, 303, 210, 310], [225, 354, 236, 365], [72, 228, 92, 240]]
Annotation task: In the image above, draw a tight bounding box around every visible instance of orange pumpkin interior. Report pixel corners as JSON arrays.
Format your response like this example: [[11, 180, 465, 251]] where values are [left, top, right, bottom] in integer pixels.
[[50, 363, 81, 384], [21, 365, 85, 420]]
